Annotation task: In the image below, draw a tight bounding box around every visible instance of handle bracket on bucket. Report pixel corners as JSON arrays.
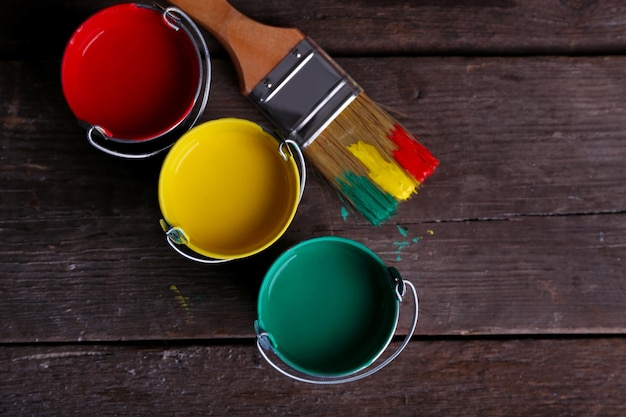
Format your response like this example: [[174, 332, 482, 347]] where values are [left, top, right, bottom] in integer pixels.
[[388, 266, 406, 300], [159, 219, 232, 264], [254, 279, 419, 384], [272, 134, 306, 203]]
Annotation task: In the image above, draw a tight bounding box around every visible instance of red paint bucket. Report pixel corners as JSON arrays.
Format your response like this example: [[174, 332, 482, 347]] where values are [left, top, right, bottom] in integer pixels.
[[61, 4, 210, 158]]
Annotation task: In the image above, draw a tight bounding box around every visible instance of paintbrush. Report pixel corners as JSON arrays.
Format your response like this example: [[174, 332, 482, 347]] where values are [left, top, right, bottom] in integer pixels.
[[167, 0, 438, 224]]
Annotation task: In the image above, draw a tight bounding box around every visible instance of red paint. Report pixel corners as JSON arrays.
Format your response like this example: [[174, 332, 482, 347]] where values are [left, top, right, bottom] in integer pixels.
[[388, 124, 439, 183], [61, 4, 200, 140]]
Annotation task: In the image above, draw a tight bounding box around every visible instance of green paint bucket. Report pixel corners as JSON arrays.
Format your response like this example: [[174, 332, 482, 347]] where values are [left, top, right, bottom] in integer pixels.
[[255, 236, 418, 384]]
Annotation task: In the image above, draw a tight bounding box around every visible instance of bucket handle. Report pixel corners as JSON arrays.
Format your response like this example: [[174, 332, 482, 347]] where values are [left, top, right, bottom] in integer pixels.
[[86, 126, 165, 159], [84, 6, 211, 159], [160, 140, 306, 264], [255, 276, 419, 384], [279, 139, 306, 203], [160, 220, 232, 264], [162, 6, 211, 130]]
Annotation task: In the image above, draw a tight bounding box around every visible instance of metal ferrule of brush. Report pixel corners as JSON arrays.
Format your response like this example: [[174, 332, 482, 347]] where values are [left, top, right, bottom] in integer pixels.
[[249, 37, 362, 148]]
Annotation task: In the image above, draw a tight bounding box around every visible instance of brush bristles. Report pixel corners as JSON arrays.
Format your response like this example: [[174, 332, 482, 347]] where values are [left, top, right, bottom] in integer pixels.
[[304, 93, 438, 225]]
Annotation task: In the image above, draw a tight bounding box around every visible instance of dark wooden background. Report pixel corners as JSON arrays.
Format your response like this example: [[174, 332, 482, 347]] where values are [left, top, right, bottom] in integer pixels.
[[1, 0, 624, 415]]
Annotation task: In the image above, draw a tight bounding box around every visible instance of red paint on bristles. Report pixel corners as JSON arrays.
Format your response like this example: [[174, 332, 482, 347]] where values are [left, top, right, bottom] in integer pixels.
[[388, 124, 439, 183]]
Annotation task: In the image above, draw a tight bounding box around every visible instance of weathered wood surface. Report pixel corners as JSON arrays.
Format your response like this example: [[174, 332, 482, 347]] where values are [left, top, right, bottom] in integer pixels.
[[3, 0, 626, 59], [2, 56, 624, 341], [0, 0, 624, 415], [1, 339, 624, 416]]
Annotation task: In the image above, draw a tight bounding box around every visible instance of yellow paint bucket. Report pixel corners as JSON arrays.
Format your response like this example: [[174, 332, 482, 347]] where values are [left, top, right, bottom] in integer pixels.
[[158, 118, 305, 262]]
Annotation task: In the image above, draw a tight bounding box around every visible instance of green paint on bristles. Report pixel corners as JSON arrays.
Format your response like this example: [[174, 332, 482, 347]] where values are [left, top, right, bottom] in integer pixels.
[[336, 172, 398, 225]]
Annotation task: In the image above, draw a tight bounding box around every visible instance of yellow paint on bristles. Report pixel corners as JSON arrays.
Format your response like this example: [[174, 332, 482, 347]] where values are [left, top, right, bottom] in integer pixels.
[[347, 141, 417, 201]]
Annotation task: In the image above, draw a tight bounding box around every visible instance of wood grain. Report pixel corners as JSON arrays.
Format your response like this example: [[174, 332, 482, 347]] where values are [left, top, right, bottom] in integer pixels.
[[3, 56, 625, 221], [1, 57, 624, 342], [1, 339, 624, 416], [1, 0, 624, 414], [3, 0, 626, 59], [167, 0, 305, 94]]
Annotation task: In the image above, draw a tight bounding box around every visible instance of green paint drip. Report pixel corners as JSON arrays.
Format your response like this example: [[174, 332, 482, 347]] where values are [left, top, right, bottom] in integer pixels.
[[396, 225, 409, 237], [393, 235, 421, 261], [336, 172, 398, 225], [393, 241, 410, 249], [341, 206, 349, 221], [392, 241, 409, 261]]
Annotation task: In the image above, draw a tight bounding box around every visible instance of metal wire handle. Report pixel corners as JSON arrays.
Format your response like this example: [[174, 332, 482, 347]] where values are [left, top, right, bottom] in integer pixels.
[[86, 126, 166, 159], [255, 279, 419, 384], [280, 139, 307, 203], [163, 225, 232, 264], [163, 6, 211, 129]]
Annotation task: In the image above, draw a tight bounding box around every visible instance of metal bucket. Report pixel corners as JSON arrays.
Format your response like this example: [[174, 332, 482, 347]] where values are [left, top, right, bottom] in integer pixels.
[[158, 118, 306, 263], [255, 236, 418, 384], [61, 3, 210, 158]]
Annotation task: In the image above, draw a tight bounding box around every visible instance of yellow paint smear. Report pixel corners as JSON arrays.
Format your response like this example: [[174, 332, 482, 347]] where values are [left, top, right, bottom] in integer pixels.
[[347, 141, 417, 201], [169, 284, 190, 313]]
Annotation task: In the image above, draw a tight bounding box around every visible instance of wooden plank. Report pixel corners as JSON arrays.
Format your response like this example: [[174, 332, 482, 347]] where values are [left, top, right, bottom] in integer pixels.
[[3, 1, 623, 415], [2, 56, 625, 222], [345, 55, 626, 223], [1, 338, 624, 416], [2, 0, 626, 59], [1, 57, 625, 342], [1, 210, 624, 342], [227, 0, 626, 55]]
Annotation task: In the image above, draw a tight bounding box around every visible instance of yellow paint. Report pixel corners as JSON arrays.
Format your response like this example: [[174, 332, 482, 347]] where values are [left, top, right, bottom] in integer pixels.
[[347, 141, 417, 201], [427, 229, 434, 235], [169, 285, 190, 313], [158, 119, 301, 259]]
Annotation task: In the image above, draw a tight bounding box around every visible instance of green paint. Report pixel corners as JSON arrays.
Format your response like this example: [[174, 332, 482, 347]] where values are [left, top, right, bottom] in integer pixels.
[[341, 206, 349, 221], [393, 240, 409, 261], [396, 224, 409, 237], [336, 172, 397, 225], [193, 295, 206, 304], [393, 241, 410, 251], [393, 236, 421, 261], [257, 237, 398, 377]]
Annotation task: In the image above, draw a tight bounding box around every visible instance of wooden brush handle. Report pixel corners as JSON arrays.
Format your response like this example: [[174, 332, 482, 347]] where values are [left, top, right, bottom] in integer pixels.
[[168, 0, 305, 95]]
